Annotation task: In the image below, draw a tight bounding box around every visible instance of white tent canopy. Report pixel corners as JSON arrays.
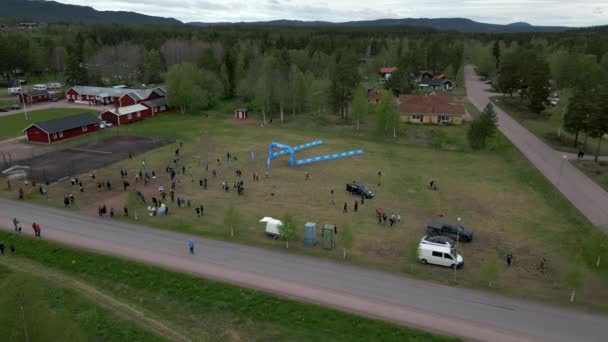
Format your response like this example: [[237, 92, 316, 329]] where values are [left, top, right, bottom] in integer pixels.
[[260, 217, 282, 236]]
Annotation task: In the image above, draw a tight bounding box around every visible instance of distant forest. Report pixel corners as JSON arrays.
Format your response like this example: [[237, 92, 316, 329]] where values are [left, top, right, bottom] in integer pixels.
[[1, 22, 607, 121]]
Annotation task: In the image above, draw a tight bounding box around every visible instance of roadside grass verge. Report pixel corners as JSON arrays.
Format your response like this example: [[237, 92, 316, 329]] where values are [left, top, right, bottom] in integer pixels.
[[0, 264, 163, 342], [489, 94, 608, 156], [0, 232, 457, 342]]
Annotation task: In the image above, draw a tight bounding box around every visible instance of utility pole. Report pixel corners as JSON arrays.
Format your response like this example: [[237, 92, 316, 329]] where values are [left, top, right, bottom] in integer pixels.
[[20, 86, 29, 120], [453, 217, 461, 284]]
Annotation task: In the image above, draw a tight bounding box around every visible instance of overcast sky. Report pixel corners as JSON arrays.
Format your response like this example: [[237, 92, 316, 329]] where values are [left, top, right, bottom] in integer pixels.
[[50, 0, 607, 26]]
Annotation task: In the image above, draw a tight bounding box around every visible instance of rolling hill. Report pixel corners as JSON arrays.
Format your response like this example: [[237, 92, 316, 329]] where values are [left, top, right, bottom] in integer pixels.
[[0, 0, 181, 25], [190, 18, 570, 33]]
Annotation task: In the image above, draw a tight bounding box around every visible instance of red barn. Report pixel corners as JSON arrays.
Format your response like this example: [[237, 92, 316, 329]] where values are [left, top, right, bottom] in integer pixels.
[[66, 86, 166, 106], [19, 90, 49, 104], [234, 108, 248, 119], [100, 104, 151, 126], [141, 97, 169, 115], [23, 112, 101, 144]]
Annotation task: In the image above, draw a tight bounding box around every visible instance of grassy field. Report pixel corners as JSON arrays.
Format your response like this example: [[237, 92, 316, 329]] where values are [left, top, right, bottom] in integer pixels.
[[0, 232, 456, 342], [0, 108, 88, 140], [7, 106, 608, 312], [0, 264, 164, 342], [490, 94, 608, 156]]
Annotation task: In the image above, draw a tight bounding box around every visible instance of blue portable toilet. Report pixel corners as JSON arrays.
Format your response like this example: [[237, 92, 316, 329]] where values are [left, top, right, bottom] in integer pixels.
[[304, 222, 317, 246]]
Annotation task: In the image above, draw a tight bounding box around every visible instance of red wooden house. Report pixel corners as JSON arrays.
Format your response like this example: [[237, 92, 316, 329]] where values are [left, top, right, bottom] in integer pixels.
[[100, 104, 151, 126], [23, 112, 101, 144], [66, 86, 166, 106], [141, 97, 169, 115], [19, 90, 49, 104]]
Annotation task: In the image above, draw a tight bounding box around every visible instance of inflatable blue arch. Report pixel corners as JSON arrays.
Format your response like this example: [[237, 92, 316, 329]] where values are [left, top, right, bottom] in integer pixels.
[[266, 140, 363, 169]]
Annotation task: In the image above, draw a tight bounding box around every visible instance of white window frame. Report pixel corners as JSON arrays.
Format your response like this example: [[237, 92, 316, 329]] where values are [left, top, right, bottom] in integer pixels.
[[127, 113, 132, 120], [136, 111, 141, 118], [438, 115, 450, 123], [82, 125, 88, 132], [52, 133, 58, 139]]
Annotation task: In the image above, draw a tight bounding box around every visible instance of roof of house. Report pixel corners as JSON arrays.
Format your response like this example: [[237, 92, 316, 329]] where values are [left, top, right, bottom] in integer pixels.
[[235, 108, 248, 112], [142, 97, 167, 108], [418, 79, 453, 86], [398, 94, 465, 116], [69, 85, 165, 100], [23, 89, 48, 97], [379, 67, 398, 74], [117, 104, 148, 115], [24, 112, 99, 134]]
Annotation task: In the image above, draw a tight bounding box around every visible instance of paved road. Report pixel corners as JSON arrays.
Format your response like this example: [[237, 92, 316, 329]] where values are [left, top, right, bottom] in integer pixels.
[[1, 199, 607, 342], [0, 101, 113, 118], [465, 65, 608, 229]]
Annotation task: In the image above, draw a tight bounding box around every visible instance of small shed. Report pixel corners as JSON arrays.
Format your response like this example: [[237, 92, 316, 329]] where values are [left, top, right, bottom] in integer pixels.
[[322, 224, 336, 250], [235, 108, 248, 120], [303, 222, 317, 246]]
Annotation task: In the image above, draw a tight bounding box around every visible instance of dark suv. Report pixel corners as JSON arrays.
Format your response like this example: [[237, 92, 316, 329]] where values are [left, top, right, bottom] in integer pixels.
[[427, 222, 473, 242], [346, 181, 374, 199]]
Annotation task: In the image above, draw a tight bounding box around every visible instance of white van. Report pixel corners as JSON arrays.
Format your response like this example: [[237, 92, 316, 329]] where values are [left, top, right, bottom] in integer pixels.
[[417, 242, 463, 269]]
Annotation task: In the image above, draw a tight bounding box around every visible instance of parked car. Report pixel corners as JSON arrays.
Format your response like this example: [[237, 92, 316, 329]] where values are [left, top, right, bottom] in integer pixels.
[[418, 242, 463, 269], [346, 181, 374, 198], [100, 120, 113, 129], [421, 235, 455, 248], [426, 222, 473, 242]]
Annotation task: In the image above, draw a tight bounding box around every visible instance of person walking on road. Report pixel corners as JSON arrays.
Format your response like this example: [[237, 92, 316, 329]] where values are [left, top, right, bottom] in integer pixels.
[[32, 223, 41, 238], [188, 239, 195, 254], [13, 217, 19, 231]]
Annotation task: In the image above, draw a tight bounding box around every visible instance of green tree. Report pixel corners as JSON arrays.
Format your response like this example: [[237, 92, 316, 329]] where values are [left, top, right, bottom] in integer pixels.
[[65, 33, 87, 85], [375, 90, 399, 137], [329, 51, 360, 120], [279, 213, 298, 249], [468, 103, 498, 149], [166, 63, 220, 114], [587, 86, 608, 162], [351, 84, 369, 131], [492, 41, 501, 71], [224, 205, 240, 237], [497, 51, 521, 96], [526, 55, 550, 114], [563, 89, 590, 147], [340, 223, 353, 259], [143, 49, 163, 84]]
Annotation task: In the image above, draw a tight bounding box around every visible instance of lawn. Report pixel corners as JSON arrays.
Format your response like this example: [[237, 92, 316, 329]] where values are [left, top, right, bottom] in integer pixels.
[[8, 107, 608, 312], [0, 264, 163, 342], [0, 232, 456, 342], [0, 108, 88, 140], [490, 93, 608, 156]]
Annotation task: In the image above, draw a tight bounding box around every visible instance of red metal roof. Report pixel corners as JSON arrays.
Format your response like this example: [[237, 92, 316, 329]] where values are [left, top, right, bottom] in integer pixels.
[[379, 67, 398, 74], [398, 94, 465, 116]]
